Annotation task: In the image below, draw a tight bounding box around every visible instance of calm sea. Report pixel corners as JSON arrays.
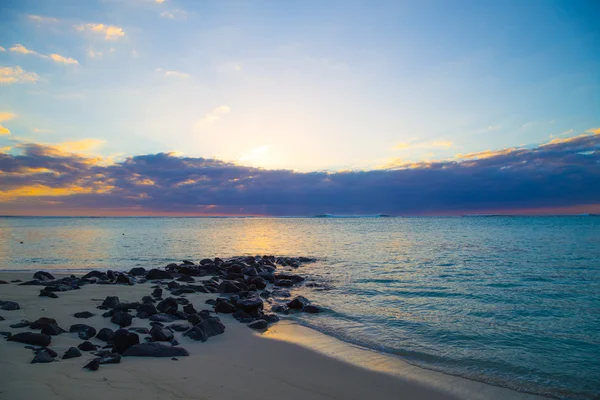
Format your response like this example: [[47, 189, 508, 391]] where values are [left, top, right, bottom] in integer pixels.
[[1, 216, 599, 399]]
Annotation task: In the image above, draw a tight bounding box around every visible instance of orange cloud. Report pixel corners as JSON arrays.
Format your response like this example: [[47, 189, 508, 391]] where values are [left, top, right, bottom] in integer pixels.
[[0, 66, 39, 84], [0, 112, 16, 135], [75, 23, 125, 40]]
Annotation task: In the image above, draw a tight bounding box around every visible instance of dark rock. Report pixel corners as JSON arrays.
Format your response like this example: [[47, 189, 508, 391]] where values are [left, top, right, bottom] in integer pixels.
[[247, 319, 268, 330], [205, 299, 217, 306], [175, 298, 189, 305], [146, 269, 172, 280], [0, 316, 4, 321], [129, 267, 146, 276], [142, 296, 155, 304], [10, 320, 31, 328], [0, 331, 11, 338], [112, 329, 140, 354], [152, 288, 163, 298], [18, 280, 42, 286], [34, 347, 57, 357], [260, 290, 271, 299], [157, 298, 178, 313], [115, 274, 133, 285], [149, 322, 164, 327], [69, 324, 96, 340], [74, 311, 95, 319], [287, 296, 310, 310], [96, 353, 121, 364], [182, 304, 196, 315], [128, 327, 149, 334], [150, 325, 174, 341], [0, 280, 8, 284], [149, 313, 178, 323], [83, 359, 100, 371], [0, 301, 20, 311], [214, 301, 235, 314], [62, 347, 82, 359], [82, 270, 107, 280], [182, 260, 195, 265], [275, 273, 305, 283], [187, 313, 203, 326], [102, 310, 114, 318], [32, 350, 55, 363], [303, 304, 321, 313], [176, 275, 195, 283], [40, 289, 59, 298], [274, 279, 294, 287], [167, 323, 190, 332], [123, 342, 189, 357], [236, 296, 263, 312], [272, 305, 289, 314], [262, 313, 280, 323], [96, 328, 114, 342], [30, 317, 57, 329], [33, 271, 55, 281], [137, 303, 158, 317], [219, 280, 242, 293], [41, 323, 66, 336], [111, 311, 133, 327], [102, 296, 120, 309], [115, 302, 141, 311], [77, 341, 97, 351], [8, 332, 51, 346], [232, 310, 253, 323], [272, 289, 291, 298], [167, 281, 180, 289], [183, 317, 225, 342]]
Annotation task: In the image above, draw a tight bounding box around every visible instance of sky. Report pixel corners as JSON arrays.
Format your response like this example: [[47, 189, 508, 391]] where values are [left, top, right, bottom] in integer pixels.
[[0, 0, 598, 216]]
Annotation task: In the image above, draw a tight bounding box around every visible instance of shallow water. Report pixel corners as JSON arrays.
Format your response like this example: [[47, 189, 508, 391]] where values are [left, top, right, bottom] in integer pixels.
[[1, 216, 599, 399]]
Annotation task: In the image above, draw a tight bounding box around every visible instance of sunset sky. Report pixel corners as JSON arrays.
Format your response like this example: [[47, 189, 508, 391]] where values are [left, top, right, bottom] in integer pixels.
[[0, 0, 598, 216]]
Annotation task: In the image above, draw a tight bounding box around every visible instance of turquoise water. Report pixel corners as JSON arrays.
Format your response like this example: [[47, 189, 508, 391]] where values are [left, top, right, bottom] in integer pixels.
[[1, 216, 599, 399]]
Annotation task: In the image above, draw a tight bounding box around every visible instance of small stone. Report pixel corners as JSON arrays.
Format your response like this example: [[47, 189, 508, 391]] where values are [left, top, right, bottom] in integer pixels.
[[74, 311, 95, 319], [63, 347, 82, 359], [39, 289, 59, 298]]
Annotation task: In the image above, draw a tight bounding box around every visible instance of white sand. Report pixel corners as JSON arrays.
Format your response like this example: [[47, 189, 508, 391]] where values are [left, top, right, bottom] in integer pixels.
[[0, 272, 545, 400]]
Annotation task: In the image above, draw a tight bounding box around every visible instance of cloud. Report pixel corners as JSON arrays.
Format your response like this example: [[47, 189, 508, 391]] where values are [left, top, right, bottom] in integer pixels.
[[196, 106, 231, 128], [392, 139, 454, 151], [87, 48, 102, 58], [0, 112, 16, 135], [28, 15, 59, 23], [75, 24, 125, 40], [586, 128, 600, 135], [160, 9, 187, 19], [164, 70, 190, 78], [0, 66, 39, 84], [32, 128, 52, 133], [0, 46, 5, 52], [155, 0, 166, 3], [0, 146, 11, 154], [49, 54, 79, 65], [9, 44, 78, 65], [0, 131, 599, 215]]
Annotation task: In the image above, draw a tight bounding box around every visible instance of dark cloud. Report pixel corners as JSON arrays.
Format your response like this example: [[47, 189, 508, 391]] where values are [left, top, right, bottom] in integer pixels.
[[1, 133, 599, 215]]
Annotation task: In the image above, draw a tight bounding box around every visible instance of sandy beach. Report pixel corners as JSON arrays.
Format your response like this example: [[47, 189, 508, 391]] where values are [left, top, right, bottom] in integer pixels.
[[0, 271, 545, 400]]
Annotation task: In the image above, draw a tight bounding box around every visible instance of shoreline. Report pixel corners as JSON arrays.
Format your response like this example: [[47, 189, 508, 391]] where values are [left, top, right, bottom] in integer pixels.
[[0, 270, 545, 400]]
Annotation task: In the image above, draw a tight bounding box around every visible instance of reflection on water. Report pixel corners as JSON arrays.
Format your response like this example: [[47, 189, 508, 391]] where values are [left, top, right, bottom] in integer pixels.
[[1, 216, 599, 399]]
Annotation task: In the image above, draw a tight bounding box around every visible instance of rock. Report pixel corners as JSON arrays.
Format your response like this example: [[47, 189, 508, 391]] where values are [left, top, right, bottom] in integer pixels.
[[41, 323, 66, 336], [274, 279, 294, 287], [137, 303, 158, 317], [82, 271, 107, 280], [219, 281, 242, 293], [142, 296, 155, 304], [236, 296, 263, 312], [39, 289, 59, 298], [149, 313, 178, 323], [33, 271, 55, 281], [77, 341, 97, 351], [101, 296, 120, 309], [287, 296, 310, 310], [0, 316, 4, 321], [205, 299, 217, 306], [214, 301, 236, 314], [69, 324, 96, 340], [63, 347, 82, 359], [249, 276, 267, 289], [96, 353, 121, 364], [275, 273, 305, 283], [0, 280, 8, 284], [167, 323, 190, 332], [0, 331, 12, 338], [247, 319, 268, 330], [146, 269, 172, 280], [96, 328, 115, 342], [32, 350, 55, 363], [129, 267, 146, 276], [303, 305, 321, 313], [83, 359, 100, 371], [128, 327, 149, 334], [30, 317, 57, 330], [272, 289, 291, 298], [111, 311, 133, 327], [157, 298, 178, 313], [74, 311, 95, 319], [115, 274, 133, 285], [0, 301, 20, 311], [34, 347, 57, 357], [10, 320, 31, 328], [262, 313, 280, 323], [183, 317, 225, 342], [152, 288, 163, 298], [43, 284, 73, 292], [271, 305, 289, 314], [232, 310, 253, 323], [182, 304, 196, 315], [112, 329, 140, 354], [123, 342, 189, 357], [176, 275, 195, 283], [8, 332, 51, 346], [150, 325, 174, 341]]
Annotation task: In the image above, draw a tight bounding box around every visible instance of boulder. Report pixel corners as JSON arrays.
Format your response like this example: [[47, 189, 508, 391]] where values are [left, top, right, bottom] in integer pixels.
[[137, 303, 158, 317], [112, 329, 140, 354], [41, 323, 66, 336], [249, 276, 267, 290], [101, 296, 120, 309], [287, 296, 310, 310], [182, 304, 196, 315], [214, 301, 235, 314], [157, 298, 178, 313], [30, 317, 58, 330], [39, 289, 58, 298], [74, 311, 95, 319], [82, 271, 107, 280], [115, 274, 133, 285], [183, 317, 225, 342], [33, 271, 55, 281], [111, 311, 133, 327], [0, 301, 20, 311], [150, 325, 174, 342], [31, 350, 55, 363], [152, 288, 163, 298], [236, 296, 263, 312], [77, 341, 98, 351], [62, 347, 82, 359], [129, 267, 146, 276], [149, 313, 178, 323], [303, 305, 321, 314], [123, 343, 189, 357], [274, 279, 294, 287], [8, 332, 51, 346], [167, 323, 190, 332], [69, 324, 96, 340], [146, 269, 172, 280], [247, 319, 268, 330], [96, 327, 115, 342], [83, 359, 100, 371]]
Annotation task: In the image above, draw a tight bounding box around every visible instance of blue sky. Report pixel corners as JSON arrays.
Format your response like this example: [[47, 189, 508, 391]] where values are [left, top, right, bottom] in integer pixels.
[[0, 0, 598, 215]]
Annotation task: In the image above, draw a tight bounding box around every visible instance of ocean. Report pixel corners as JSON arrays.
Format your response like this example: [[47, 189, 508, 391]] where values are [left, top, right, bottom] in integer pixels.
[[1, 216, 598, 399]]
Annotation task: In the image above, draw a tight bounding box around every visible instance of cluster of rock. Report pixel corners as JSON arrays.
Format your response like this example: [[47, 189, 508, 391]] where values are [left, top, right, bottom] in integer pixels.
[[1, 255, 324, 371]]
